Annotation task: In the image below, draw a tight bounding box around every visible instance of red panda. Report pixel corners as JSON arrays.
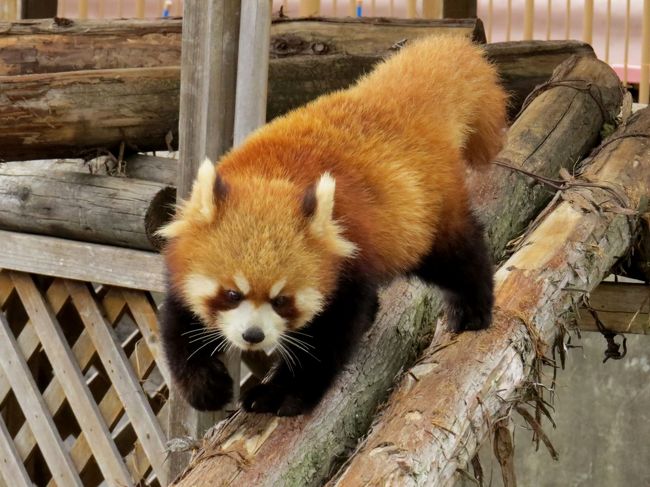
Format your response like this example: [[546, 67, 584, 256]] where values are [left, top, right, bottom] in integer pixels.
[[159, 36, 507, 415]]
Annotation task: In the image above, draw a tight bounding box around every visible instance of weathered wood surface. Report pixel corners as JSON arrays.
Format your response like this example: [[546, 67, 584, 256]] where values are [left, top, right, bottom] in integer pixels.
[[171, 56, 623, 487], [0, 165, 175, 250], [0, 67, 180, 161], [0, 17, 481, 76], [0, 18, 182, 76], [0, 230, 166, 292], [330, 106, 650, 487]]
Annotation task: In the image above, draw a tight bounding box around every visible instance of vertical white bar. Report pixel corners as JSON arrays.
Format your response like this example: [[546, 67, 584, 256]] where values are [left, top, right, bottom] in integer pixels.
[[506, 0, 512, 41], [583, 0, 593, 45], [565, 0, 571, 39], [524, 0, 535, 40]]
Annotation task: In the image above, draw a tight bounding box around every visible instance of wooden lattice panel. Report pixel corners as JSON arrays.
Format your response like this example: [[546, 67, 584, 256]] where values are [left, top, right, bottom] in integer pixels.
[[0, 270, 170, 486]]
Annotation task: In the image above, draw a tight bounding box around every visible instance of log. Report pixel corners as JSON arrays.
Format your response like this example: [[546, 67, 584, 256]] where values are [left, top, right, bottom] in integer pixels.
[[0, 17, 480, 76], [0, 19, 182, 76], [171, 56, 623, 487], [0, 67, 180, 161], [0, 166, 175, 251], [0, 154, 178, 185], [328, 110, 650, 487]]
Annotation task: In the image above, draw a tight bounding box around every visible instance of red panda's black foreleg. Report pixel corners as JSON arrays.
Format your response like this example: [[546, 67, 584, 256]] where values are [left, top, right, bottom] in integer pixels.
[[161, 290, 234, 411], [412, 212, 494, 332], [241, 278, 379, 416]]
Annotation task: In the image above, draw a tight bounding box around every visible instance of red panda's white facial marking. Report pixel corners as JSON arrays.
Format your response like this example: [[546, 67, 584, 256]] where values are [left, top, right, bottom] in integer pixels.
[[182, 274, 220, 322], [218, 300, 285, 351]]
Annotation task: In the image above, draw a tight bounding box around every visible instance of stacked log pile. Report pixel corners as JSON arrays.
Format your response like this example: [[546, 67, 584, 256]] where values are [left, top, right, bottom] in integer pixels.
[[0, 16, 647, 487]]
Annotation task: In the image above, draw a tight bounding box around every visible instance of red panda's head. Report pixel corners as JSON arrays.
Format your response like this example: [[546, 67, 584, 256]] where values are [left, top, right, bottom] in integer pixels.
[[158, 158, 357, 351]]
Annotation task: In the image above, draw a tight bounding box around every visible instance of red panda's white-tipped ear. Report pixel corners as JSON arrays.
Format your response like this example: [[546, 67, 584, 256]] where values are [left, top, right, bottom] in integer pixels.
[[155, 158, 223, 240], [307, 173, 358, 258]]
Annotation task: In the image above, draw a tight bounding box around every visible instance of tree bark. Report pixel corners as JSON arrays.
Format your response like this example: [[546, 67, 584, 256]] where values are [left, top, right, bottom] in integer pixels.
[[328, 110, 650, 487], [171, 56, 623, 487], [0, 165, 175, 251]]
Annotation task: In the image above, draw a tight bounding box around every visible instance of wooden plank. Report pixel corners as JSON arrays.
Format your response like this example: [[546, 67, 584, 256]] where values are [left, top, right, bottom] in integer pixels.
[[10, 272, 134, 486], [0, 417, 31, 487], [0, 274, 68, 409], [122, 290, 171, 386], [233, 0, 271, 146], [0, 313, 83, 487], [0, 230, 165, 292], [177, 0, 241, 198], [577, 282, 650, 334], [65, 279, 167, 484]]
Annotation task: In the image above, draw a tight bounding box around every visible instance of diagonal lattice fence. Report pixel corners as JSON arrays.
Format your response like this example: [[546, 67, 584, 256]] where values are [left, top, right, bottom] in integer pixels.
[[0, 270, 171, 486]]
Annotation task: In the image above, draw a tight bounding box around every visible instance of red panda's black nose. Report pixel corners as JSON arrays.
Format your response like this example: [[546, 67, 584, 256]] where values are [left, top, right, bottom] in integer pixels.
[[242, 327, 265, 344]]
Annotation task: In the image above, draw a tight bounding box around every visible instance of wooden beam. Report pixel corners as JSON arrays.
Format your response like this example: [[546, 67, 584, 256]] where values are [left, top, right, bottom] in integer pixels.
[[177, 0, 241, 199], [0, 230, 165, 292]]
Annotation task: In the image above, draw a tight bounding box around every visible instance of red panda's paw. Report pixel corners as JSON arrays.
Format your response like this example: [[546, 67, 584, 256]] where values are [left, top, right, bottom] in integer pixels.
[[241, 384, 306, 416], [179, 361, 233, 411], [446, 296, 492, 333]]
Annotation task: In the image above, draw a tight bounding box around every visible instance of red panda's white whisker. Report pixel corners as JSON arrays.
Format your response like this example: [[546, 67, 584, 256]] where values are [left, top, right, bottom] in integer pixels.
[[186, 335, 222, 361]]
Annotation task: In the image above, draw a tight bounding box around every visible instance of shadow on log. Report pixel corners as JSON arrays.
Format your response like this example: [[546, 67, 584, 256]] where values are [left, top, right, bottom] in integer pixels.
[[171, 56, 623, 487], [330, 105, 650, 487]]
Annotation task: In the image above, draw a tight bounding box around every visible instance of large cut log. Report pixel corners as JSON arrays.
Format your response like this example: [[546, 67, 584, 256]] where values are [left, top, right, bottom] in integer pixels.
[[171, 56, 623, 487], [0, 165, 175, 251], [328, 110, 650, 487], [0, 17, 481, 76], [0, 18, 182, 76], [0, 67, 180, 161]]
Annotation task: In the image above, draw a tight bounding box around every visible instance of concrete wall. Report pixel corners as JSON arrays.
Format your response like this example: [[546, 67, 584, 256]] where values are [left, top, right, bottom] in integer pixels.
[[458, 332, 650, 487]]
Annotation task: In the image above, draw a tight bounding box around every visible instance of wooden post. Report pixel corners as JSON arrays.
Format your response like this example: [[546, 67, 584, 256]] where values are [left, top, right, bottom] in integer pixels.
[[565, 0, 572, 39], [167, 0, 242, 482], [234, 0, 272, 146], [422, 0, 442, 19], [407, 0, 416, 18], [443, 0, 476, 18], [78, 0, 87, 19]]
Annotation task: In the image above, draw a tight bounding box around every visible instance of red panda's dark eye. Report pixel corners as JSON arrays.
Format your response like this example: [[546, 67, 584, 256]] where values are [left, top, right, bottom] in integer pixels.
[[270, 296, 289, 310], [225, 290, 243, 303]]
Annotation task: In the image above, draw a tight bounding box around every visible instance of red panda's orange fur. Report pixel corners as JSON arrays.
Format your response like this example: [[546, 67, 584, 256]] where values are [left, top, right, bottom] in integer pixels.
[[160, 36, 507, 414], [166, 36, 506, 293]]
